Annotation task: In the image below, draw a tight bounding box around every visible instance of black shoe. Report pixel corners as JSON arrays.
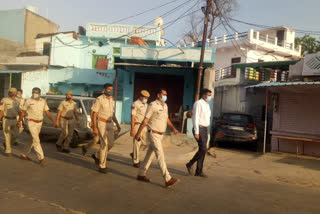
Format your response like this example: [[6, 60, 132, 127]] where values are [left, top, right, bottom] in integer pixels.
[[13, 142, 19, 146], [82, 146, 87, 156], [130, 152, 133, 160], [186, 164, 193, 175], [98, 167, 107, 174], [91, 154, 99, 166], [61, 149, 70, 153], [133, 162, 140, 168], [56, 144, 62, 151], [195, 172, 208, 178]]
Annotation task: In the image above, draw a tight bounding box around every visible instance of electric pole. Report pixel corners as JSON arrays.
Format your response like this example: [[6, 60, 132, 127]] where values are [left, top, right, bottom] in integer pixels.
[[195, 0, 212, 101]]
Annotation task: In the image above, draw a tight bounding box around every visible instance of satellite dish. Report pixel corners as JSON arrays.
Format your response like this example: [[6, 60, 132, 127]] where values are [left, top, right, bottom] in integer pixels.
[[155, 17, 164, 27]]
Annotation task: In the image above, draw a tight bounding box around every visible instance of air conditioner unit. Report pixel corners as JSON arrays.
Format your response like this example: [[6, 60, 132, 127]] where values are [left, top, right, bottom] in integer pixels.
[[302, 53, 320, 76]]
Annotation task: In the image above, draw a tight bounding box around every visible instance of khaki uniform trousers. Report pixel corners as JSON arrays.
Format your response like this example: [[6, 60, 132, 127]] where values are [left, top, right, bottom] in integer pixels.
[[3, 118, 18, 154], [84, 134, 99, 151], [23, 121, 44, 160], [56, 119, 75, 149], [133, 124, 148, 164], [97, 121, 114, 168], [138, 131, 171, 182]]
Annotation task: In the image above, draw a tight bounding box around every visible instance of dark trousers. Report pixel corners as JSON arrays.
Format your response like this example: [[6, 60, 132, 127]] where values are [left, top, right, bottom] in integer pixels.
[[187, 126, 208, 175]]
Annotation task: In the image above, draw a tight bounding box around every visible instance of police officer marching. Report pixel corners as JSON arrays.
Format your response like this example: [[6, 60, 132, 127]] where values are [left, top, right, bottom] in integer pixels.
[[135, 88, 180, 188], [14, 89, 26, 146], [55, 91, 80, 153], [91, 83, 121, 173], [130, 90, 150, 168], [0, 88, 19, 156], [18, 87, 55, 166]]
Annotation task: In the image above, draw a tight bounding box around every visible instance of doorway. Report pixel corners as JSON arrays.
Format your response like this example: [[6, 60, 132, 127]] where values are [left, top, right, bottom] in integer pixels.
[[134, 72, 184, 114]]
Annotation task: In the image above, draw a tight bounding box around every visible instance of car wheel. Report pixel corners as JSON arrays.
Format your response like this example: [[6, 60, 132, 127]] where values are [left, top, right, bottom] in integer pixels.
[[70, 131, 80, 148]]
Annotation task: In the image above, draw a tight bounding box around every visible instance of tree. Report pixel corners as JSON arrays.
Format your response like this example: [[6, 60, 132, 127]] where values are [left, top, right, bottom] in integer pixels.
[[182, 0, 238, 45], [295, 35, 320, 56]]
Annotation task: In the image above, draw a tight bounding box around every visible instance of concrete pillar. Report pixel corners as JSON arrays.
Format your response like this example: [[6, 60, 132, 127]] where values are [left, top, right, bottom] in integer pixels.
[[203, 67, 215, 97], [222, 35, 226, 43], [256, 31, 260, 41], [298, 45, 302, 54], [248, 29, 254, 41], [214, 37, 218, 45], [266, 34, 269, 43], [275, 37, 278, 46]]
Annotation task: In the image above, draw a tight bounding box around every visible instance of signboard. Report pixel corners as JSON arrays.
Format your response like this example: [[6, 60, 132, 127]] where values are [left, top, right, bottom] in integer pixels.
[[120, 45, 215, 63], [86, 23, 160, 41]]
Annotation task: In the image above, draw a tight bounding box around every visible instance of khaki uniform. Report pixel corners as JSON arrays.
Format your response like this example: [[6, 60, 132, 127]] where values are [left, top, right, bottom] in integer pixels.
[[22, 98, 49, 160], [138, 100, 171, 182], [131, 99, 148, 164], [92, 94, 114, 169], [56, 100, 78, 149], [0, 98, 19, 154]]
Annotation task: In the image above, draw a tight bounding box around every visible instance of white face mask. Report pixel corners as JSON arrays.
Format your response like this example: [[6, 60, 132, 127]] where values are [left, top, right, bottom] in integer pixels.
[[32, 93, 40, 99], [205, 96, 212, 102], [142, 99, 148, 104]]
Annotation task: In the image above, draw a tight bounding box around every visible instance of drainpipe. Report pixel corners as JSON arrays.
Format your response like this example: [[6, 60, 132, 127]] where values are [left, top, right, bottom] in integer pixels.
[[263, 90, 269, 154], [114, 69, 118, 115]]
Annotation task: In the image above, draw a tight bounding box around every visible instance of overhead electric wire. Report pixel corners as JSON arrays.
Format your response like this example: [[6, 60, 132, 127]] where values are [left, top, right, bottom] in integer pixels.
[[110, 0, 183, 24]]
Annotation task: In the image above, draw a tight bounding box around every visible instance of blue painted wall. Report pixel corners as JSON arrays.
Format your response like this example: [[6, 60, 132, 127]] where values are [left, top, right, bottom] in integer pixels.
[[0, 9, 25, 43]]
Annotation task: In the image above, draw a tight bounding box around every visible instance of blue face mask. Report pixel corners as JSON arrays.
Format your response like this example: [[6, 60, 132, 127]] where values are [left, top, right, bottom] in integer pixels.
[[205, 96, 212, 102], [142, 99, 148, 104], [160, 95, 167, 103]]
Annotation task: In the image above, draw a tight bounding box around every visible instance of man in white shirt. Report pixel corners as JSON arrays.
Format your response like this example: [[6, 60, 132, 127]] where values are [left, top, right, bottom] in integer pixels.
[[186, 88, 212, 177]]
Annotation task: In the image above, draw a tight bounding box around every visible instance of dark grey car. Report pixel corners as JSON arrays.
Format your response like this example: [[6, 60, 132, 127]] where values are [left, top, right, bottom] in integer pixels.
[[211, 113, 258, 147]]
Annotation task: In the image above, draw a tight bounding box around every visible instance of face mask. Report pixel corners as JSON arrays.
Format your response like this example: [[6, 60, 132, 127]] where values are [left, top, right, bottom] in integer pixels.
[[142, 99, 148, 104], [32, 93, 40, 99], [160, 95, 167, 103], [16, 95, 21, 98], [205, 96, 212, 102], [105, 91, 112, 96], [66, 97, 71, 101]]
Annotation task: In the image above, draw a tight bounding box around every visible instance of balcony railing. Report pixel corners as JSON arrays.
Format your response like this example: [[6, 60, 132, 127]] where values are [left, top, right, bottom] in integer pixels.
[[215, 66, 236, 81], [211, 29, 302, 55]]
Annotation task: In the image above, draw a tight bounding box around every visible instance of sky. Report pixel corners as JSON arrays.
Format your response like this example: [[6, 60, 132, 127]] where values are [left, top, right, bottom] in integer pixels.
[[1, 0, 320, 43]]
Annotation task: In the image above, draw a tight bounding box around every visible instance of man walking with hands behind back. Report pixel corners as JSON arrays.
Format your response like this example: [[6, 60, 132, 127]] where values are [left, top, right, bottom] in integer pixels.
[[55, 91, 80, 153], [186, 88, 212, 177], [135, 88, 180, 188]]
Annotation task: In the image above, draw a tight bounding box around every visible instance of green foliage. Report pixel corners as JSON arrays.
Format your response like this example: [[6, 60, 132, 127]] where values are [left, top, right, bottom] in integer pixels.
[[295, 35, 320, 56]]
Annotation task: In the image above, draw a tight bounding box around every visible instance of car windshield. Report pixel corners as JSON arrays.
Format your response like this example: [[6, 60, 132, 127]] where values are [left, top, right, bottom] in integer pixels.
[[82, 99, 94, 114], [222, 114, 253, 124]]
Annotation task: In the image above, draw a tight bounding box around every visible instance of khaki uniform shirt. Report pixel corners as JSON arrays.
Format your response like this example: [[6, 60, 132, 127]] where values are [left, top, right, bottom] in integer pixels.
[[92, 94, 113, 121], [58, 100, 77, 118], [145, 100, 168, 133], [131, 99, 148, 123], [0, 98, 20, 117], [22, 98, 49, 120], [16, 97, 26, 112]]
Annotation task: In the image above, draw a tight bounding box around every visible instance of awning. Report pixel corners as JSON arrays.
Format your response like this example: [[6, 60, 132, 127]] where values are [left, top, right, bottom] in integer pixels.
[[246, 81, 320, 88], [234, 60, 299, 70], [0, 70, 24, 74]]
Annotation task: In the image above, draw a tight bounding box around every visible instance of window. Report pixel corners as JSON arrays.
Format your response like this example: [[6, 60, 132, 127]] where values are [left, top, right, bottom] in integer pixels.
[[82, 99, 94, 115], [46, 98, 62, 113], [223, 113, 254, 124], [43, 43, 51, 56], [92, 55, 107, 69]]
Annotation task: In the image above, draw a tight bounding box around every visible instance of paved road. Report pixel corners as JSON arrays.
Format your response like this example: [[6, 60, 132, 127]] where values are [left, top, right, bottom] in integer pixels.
[[1, 138, 320, 214]]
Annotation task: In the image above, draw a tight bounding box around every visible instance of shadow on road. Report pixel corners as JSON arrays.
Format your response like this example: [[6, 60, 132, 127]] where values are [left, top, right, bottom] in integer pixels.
[[274, 156, 320, 171]]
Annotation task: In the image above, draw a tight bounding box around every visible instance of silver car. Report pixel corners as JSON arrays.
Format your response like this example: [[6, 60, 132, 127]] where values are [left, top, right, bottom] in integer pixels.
[[24, 95, 95, 147]]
